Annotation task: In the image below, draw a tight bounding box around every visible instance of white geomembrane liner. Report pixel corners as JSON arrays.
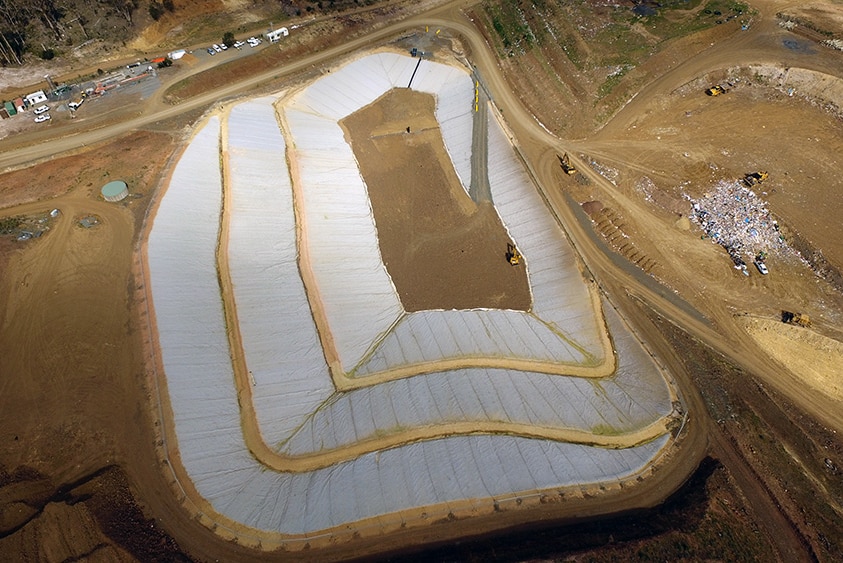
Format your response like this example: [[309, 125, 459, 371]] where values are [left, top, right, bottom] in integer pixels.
[[286, 107, 405, 373], [226, 98, 334, 446], [279, 296, 671, 456], [287, 53, 602, 374], [196, 434, 669, 534], [146, 53, 676, 537], [486, 111, 604, 353], [147, 117, 245, 475]]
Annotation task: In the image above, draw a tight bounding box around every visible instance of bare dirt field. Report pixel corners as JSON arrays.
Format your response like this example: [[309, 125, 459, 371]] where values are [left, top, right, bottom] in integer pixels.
[[1, 0, 843, 559], [342, 88, 531, 312]]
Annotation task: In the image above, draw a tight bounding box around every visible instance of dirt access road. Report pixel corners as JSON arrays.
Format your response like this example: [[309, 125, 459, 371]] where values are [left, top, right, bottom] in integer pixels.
[[1, 0, 840, 559]]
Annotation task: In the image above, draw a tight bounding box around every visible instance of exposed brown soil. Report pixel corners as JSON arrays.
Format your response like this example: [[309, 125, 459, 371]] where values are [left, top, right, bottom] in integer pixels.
[[0, 131, 191, 560], [342, 88, 531, 312], [1, 0, 842, 560]]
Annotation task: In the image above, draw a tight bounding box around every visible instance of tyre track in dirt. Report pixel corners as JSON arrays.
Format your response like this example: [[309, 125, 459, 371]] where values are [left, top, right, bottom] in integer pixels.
[[1, 0, 833, 558]]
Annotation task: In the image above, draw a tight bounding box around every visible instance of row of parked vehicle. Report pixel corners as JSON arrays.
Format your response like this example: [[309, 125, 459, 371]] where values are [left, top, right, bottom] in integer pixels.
[[33, 105, 51, 123], [206, 36, 262, 56]]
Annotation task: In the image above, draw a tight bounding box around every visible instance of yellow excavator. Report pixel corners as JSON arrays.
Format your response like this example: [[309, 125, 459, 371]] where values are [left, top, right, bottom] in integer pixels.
[[506, 243, 522, 266], [558, 153, 577, 175], [705, 85, 727, 96], [744, 171, 768, 186]]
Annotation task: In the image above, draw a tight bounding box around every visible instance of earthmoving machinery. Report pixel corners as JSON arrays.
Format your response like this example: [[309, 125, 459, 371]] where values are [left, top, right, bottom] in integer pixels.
[[744, 171, 768, 187], [558, 153, 577, 175], [705, 85, 728, 96], [506, 243, 522, 266], [782, 311, 811, 327]]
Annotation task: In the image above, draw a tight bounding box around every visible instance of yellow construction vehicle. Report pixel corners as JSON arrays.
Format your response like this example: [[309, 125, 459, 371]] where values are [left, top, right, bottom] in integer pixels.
[[705, 85, 727, 96], [558, 153, 577, 175], [506, 243, 522, 266], [744, 171, 768, 186], [782, 311, 811, 327]]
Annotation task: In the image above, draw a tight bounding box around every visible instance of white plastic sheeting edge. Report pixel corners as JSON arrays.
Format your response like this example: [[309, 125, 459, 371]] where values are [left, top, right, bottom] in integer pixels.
[[145, 55, 677, 538], [226, 98, 335, 446], [287, 52, 604, 376], [279, 295, 672, 456]]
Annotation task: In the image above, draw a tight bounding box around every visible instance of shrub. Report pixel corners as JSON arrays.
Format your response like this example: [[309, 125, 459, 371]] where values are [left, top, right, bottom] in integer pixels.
[[149, 1, 164, 20]]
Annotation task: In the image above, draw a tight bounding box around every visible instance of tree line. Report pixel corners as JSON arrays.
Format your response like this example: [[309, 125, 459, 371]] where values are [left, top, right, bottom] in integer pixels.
[[0, 0, 170, 66]]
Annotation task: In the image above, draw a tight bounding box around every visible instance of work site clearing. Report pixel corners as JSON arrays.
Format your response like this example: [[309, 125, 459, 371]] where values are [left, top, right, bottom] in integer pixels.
[[1, 0, 842, 560]]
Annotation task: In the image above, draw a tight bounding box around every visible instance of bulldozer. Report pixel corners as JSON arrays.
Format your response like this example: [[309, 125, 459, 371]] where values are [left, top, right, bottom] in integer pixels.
[[558, 153, 577, 175], [705, 85, 727, 96], [744, 171, 769, 187], [782, 311, 811, 327], [506, 243, 522, 266]]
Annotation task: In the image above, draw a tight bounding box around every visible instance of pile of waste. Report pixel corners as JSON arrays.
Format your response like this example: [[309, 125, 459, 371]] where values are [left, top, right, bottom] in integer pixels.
[[688, 179, 787, 270]]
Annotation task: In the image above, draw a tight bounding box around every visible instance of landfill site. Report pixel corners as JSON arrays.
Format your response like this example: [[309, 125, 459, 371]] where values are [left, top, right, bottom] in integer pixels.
[[1, 0, 843, 560]]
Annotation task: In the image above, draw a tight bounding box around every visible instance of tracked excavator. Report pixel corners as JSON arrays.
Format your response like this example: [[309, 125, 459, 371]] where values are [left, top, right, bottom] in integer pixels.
[[558, 153, 577, 175], [506, 243, 522, 266]]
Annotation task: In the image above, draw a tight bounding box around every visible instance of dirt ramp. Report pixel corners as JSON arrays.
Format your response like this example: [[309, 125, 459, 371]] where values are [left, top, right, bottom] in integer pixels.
[[740, 316, 843, 402]]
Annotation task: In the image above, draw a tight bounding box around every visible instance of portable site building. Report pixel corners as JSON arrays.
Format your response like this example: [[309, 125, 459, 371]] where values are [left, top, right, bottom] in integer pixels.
[[267, 27, 289, 43], [25, 90, 47, 106], [3, 101, 15, 116]]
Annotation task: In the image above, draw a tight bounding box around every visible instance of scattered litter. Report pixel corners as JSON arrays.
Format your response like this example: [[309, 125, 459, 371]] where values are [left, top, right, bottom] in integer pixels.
[[589, 159, 619, 185], [687, 179, 791, 268]]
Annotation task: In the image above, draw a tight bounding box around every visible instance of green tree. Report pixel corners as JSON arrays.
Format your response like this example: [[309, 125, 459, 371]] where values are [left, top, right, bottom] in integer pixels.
[[222, 31, 235, 47], [149, 1, 163, 20]]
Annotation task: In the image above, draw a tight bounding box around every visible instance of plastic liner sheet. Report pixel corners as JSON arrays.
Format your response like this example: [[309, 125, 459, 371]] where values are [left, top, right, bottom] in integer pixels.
[[281, 297, 672, 456], [147, 61, 675, 537], [411, 61, 474, 193], [146, 117, 244, 473], [287, 52, 603, 375], [353, 107, 605, 377], [486, 114, 605, 355], [226, 98, 334, 445], [287, 49, 473, 199], [190, 433, 669, 534], [286, 108, 404, 372], [354, 309, 589, 376]]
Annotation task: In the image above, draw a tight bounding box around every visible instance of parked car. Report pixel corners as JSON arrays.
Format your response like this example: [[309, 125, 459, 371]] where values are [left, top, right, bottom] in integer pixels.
[[212, 44, 222, 52], [68, 99, 84, 110], [219, 43, 227, 50], [234, 40, 245, 49], [754, 261, 769, 275], [207, 47, 216, 55], [34, 114, 51, 123], [33, 105, 49, 115]]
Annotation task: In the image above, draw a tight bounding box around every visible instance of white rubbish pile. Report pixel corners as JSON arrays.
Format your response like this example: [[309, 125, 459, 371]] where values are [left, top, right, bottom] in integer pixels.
[[689, 179, 787, 266]]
